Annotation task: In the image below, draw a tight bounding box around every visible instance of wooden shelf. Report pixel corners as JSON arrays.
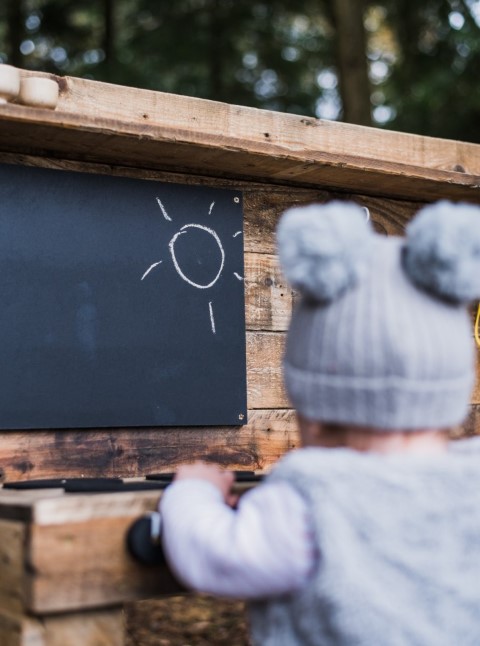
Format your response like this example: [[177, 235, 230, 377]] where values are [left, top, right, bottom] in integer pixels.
[[0, 70, 478, 202]]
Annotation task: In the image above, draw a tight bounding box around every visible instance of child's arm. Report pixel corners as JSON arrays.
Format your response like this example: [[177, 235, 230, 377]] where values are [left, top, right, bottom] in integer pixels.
[[159, 463, 315, 599]]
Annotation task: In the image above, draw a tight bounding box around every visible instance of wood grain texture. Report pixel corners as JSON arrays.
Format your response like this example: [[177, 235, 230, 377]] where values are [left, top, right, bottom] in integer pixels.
[[0, 521, 26, 616], [42, 609, 124, 646], [247, 332, 287, 408], [0, 611, 43, 646], [0, 608, 124, 646], [0, 409, 297, 484], [27, 516, 182, 613], [0, 71, 477, 202], [0, 155, 476, 485], [244, 254, 293, 331], [0, 151, 422, 254]]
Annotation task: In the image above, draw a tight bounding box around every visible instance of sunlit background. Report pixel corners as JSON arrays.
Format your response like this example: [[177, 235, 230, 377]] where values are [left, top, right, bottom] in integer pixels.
[[1, 0, 479, 141]]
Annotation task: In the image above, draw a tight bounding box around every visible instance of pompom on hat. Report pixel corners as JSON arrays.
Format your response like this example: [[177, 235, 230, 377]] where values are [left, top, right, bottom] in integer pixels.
[[277, 200, 480, 430]]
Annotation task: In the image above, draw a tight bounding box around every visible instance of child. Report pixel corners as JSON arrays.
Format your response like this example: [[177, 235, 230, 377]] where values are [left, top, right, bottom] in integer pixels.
[[159, 200, 480, 645]]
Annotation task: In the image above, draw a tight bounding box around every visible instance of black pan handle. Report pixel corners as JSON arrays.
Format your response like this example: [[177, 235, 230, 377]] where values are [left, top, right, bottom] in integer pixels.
[[126, 512, 166, 566]]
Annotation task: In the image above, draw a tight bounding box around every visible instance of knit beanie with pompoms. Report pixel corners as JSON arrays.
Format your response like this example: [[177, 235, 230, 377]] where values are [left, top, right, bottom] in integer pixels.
[[277, 200, 480, 430]]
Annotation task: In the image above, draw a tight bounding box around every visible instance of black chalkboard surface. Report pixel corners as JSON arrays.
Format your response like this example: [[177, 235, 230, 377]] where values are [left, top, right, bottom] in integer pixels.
[[0, 163, 247, 429]]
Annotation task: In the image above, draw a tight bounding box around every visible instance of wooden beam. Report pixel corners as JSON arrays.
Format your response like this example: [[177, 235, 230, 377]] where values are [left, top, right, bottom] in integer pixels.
[[26, 515, 182, 613], [0, 409, 298, 484], [0, 608, 125, 646], [0, 152, 423, 253], [0, 520, 26, 616], [0, 72, 477, 202]]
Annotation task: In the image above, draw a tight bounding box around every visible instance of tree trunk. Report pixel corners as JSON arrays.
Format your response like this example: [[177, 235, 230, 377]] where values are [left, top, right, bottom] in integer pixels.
[[7, 0, 23, 67], [103, 0, 115, 80], [208, 0, 223, 99], [331, 0, 372, 126]]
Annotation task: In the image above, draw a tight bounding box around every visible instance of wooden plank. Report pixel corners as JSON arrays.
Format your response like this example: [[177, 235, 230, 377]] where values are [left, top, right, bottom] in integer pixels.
[[0, 611, 44, 646], [26, 516, 182, 613], [247, 332, 287, 409], [0, 409, 297, 486], [30, 491, 161, 526], [0, 521, 26, 616], [0, 73, 477, 201], [244, 254, 293, 331], [0, 490, 67, 523], [0, 608, 124, 646], [0, 152, 421, 256], [42, 609, 124, 646]]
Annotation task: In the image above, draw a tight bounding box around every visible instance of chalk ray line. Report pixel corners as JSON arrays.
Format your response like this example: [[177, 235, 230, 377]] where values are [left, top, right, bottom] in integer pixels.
[[233, 231, 242, 237], [156, 197, 172, 221], [209, 301, 216, 334], [233, 272, 243, 281], [209, 201, 215, 215], [141, 260, 163, 281]]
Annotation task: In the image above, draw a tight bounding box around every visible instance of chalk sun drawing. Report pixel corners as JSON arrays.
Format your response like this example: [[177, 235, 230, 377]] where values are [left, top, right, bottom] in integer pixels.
[[141, 197, 242, 334]]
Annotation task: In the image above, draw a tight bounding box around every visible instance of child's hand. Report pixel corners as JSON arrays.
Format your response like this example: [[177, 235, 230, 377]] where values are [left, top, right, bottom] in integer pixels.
[[174, 462, 235, 503]]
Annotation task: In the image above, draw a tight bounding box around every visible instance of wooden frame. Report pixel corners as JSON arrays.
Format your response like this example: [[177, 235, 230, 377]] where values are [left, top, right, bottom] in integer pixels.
[[0, 70, 479, 644], [0, 71, 477, 483]]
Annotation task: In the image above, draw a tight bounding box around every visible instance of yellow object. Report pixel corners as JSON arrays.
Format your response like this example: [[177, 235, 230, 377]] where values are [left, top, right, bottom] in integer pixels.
[[475, 304, 480, 349]]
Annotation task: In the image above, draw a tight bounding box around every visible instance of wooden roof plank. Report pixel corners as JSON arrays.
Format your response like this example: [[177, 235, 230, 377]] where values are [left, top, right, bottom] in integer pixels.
[[0, 71, 477, 202]]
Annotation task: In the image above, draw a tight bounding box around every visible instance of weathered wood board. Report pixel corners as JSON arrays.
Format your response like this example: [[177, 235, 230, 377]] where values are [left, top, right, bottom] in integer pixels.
[[0, 70, 479, 646], [0, 70, 478, 481], [0, 149, 478, 481], [0, 71, 479, 203], [0, 608, 125, 646]]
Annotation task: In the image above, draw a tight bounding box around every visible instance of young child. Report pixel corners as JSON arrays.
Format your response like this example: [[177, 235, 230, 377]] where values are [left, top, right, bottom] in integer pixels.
[[159, 200, 480, 645]]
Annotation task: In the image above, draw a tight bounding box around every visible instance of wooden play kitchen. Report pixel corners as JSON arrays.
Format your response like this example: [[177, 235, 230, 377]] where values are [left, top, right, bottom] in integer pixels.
[[0, 66, 479, 645]]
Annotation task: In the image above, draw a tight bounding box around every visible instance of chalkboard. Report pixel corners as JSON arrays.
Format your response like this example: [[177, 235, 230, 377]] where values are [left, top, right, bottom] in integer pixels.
[[0, 163, 247, 429]]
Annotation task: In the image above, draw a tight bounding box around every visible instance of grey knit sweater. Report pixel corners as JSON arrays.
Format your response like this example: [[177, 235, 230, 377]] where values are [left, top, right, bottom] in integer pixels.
[[248, 444, 480, 645]]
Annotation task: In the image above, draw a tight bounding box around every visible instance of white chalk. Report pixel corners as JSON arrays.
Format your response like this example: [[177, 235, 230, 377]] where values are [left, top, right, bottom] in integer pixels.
[[156, 197, 172, 221], [208, 301, 216, 334], [169, 223, 225, 289], [141, 260, 163, 280]]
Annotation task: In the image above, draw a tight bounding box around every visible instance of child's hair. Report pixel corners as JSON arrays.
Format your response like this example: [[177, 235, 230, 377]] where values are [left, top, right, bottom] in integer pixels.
[[277, 201, 480, 430]]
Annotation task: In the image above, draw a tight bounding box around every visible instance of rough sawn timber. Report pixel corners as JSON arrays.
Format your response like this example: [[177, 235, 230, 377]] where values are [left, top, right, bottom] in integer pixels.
[[0, 71, 477, 203], [0, 153, 434, 482]]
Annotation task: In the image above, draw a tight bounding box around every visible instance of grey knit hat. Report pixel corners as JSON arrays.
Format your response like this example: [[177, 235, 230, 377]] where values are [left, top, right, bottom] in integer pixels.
[[277, 201, 480, 430]]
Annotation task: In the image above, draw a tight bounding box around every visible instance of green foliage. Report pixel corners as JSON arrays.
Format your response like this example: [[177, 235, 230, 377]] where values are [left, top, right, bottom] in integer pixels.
[[379, 0, 480, 142], [0, 0, 479, 142]]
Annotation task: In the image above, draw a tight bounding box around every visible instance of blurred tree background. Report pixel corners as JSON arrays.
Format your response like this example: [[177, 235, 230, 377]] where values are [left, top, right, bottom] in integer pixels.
[[0, 0, 479, 142]]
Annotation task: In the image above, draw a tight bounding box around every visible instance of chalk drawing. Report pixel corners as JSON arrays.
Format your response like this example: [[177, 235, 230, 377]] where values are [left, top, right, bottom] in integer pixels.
[[148, 195, 243, 335], [156, 197, 172, 221], [209, 301, 216, 334], [169, 224, 225, 289], [141, 260, 163, 281]]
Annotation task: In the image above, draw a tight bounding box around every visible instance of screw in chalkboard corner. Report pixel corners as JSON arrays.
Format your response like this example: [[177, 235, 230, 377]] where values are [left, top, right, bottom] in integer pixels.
[[238, 413, 245, 421], [234, 197, 240, 204]]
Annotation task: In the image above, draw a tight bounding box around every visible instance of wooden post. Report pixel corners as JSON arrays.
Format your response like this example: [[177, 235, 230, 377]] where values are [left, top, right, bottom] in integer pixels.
[[0, 489, 183, 646]]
